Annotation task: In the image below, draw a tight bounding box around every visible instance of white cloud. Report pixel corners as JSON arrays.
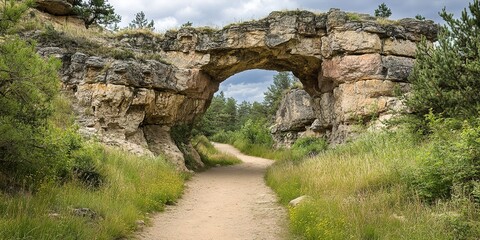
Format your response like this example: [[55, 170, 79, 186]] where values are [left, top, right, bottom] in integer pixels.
[[176, 6, 201, 19], [110, 0, 471, 30], [155, 17, 179, 32], [219, 81, 272, 103], [107, 0, 472, 102], [222, 0, 298, 21]]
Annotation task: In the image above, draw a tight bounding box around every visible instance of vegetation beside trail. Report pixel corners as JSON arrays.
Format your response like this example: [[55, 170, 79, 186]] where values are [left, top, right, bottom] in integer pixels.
[[192, 135, 241, 167], [0, 145, 185, 239], [267, 128, 480, 239], [265, 2, 480, 239], [0, 2, 185, 239]]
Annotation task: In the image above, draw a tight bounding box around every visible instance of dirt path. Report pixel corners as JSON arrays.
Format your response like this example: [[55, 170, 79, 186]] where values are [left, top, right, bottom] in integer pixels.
[[137, 143, 287, 240]]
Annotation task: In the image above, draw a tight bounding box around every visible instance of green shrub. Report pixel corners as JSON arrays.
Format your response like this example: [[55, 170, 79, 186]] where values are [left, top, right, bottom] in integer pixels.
[[238, 119, 273, 146], [210, 130, 233, 143], [267, 129, 480, 239], [0, 37, 80, 189], [411, 114, 480, 203], [110, 48, 135, 60], [291, 136, 328, 158]]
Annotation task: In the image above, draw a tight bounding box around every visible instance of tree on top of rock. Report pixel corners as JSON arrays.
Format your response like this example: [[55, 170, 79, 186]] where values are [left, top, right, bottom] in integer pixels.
[[374, 3, 392, 18], [73, 0, 121, 29], [415, 14, 426, 20], [129, 11, 155, 30]]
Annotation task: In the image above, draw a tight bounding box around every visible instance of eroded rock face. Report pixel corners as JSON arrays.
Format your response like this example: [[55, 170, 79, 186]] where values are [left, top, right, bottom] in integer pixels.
[[271, 89, 316, 147], [37, 9, 438, 170], [35, 0, 73, 15]]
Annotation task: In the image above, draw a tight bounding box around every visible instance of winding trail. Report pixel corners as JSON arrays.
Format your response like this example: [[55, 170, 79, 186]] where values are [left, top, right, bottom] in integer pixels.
[[137, 143, 288, 240]]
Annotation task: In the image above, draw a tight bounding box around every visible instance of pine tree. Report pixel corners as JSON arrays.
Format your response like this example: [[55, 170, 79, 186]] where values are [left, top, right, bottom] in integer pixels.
[[374, 3, 392, 18], [236, 101, 251, 128], [0, 0, 34, 33], [407, 0, 480, 119], [129, 11, 155, 30], [415, 14, 426, 20], [222, 97, 237, 131], [263, 72, 293, 116], [73, 0, 121, 29]]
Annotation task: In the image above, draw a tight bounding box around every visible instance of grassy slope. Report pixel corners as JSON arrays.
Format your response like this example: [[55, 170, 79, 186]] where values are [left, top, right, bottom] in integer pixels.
[[193, 135, 241, 167], [266, 130, 479, 239], [0, 145, 184, 240]]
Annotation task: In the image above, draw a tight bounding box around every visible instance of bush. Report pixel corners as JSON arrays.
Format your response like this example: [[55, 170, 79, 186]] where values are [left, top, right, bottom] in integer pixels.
[[210, 130, 233, 143], [291, 136, 328, 158], [0, 37, 77, 189], [412, 114, 480, 203], [237, 119, 273, 146]]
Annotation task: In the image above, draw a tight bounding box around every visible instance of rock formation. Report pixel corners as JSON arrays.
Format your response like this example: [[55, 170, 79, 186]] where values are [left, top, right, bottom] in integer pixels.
[[271, 89, 316, 148], [35, 0, 74, 15], [33, 8, 438, 170]]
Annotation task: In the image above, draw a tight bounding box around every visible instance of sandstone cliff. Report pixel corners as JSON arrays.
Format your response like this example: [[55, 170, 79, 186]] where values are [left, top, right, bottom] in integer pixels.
[[32, 8, 438, 170], [271, 89, 316, 148]]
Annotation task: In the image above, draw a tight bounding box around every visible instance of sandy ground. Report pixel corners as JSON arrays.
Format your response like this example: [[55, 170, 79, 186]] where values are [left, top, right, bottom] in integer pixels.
[[137, 143, 287, 240]]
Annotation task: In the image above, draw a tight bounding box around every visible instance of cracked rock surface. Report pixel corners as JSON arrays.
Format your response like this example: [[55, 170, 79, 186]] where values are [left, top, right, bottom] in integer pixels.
[[36, 8, 437, 170]]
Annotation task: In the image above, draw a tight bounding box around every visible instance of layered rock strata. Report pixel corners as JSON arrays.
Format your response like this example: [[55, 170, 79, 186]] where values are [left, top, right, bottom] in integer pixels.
[[271, 89, 317, 148], [36, 9, 438, 170]]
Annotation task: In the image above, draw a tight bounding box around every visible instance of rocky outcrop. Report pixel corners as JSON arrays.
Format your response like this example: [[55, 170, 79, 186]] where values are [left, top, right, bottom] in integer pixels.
[[35, 9, 438, 170], [271, 89, 316, 147], [35, 0, 74, 15], [37, 47, 217, 171]]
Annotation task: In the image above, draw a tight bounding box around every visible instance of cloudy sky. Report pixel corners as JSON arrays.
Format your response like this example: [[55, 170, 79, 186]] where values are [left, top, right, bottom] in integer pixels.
[[110, 0, 472, 102]]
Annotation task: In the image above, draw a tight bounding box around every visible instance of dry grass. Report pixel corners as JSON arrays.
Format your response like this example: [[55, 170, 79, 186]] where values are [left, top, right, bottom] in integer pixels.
[[266, 130, 479, 239], [193, 135, 241, 167], [0, 144, 185, 240]]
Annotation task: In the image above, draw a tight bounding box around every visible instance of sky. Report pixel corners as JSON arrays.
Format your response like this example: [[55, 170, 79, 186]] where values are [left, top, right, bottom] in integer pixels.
[[110, 0, 472, 102]]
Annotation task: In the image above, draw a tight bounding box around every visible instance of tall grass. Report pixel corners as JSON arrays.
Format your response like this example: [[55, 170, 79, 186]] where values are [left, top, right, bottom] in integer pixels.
[[192, 135, 241, 166], [0, 144, 184, 240], [212, 130, 328, 161], [266, 130, 480, 239]]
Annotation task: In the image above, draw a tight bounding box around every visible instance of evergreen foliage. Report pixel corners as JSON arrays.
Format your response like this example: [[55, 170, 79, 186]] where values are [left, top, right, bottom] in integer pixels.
[[0, 38, 85, 189], [181, 21, 192, 28], [415, 14, 426, 20], [129, 11, 155, 30], [263, 72, 293, 116], [0, 0, 33, 33], [374, 3, 392, 18], [196, 71, 293, 143], [407, 0, 480, 120], [405, 0, 480, 206], [73, 0, 121, 29], [0, 0, 96, 190]]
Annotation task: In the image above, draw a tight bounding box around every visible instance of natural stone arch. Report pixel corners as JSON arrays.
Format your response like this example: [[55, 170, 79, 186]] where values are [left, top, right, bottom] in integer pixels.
[[40, 9, 437, 170], [159, 9, 437, 143]]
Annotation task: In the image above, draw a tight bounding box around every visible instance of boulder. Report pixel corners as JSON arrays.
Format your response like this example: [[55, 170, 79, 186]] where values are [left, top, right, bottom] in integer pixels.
[[35, 0, 73, 16], [289, 195, 311, 207], [271, 89, 316, 147]]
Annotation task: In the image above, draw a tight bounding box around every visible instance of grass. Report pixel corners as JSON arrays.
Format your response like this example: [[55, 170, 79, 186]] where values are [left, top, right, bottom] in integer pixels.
[[192, 135, 241, 167], [230, 139, 295, 160], [0, 144, 185, 240], [346, 12, 363, 21], [220, 134, 327, 162], [266, 130, 480, 239]]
